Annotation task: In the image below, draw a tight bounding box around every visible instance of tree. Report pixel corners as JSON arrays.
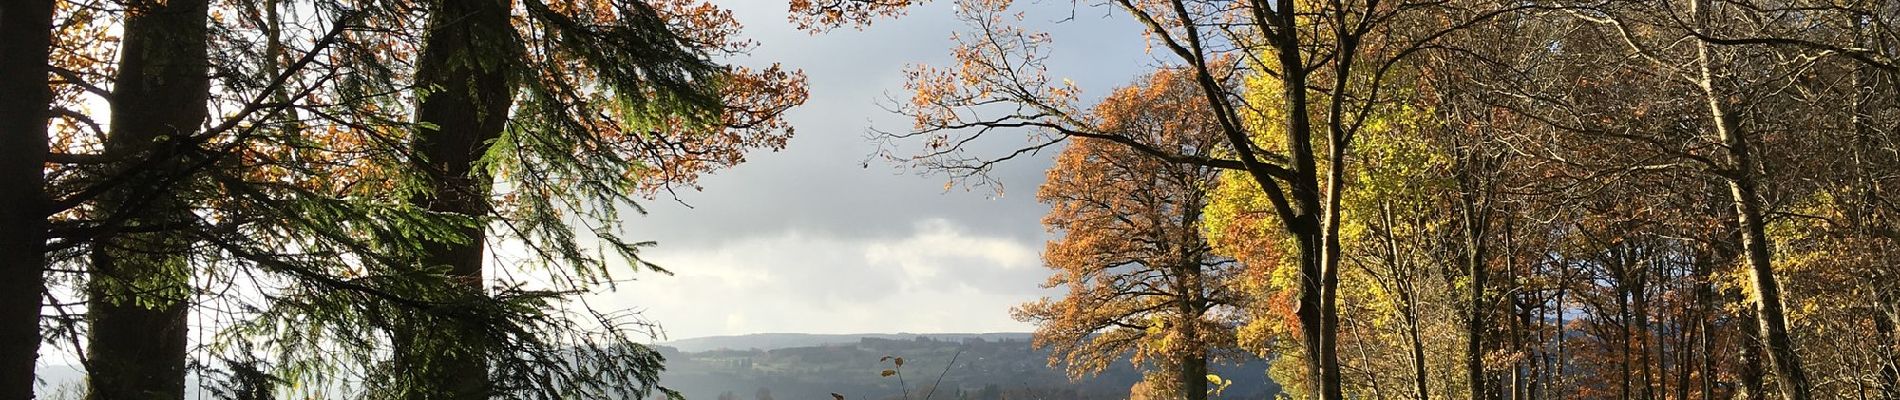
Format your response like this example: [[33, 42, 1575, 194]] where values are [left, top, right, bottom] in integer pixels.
[[384, 0, 805, 396], [1011, 68, 1242, 400], [391, 1, 518, 398], [1684, 2, 1813, 396], [0, 0, 53, 397], [83, 1, 211, 398]]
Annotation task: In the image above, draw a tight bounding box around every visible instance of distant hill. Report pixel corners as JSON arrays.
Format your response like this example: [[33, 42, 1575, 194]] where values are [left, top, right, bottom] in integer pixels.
[[653, 334, 1278, 400], [36, 333, 1279, 400], [660, 332, 1035, 352]]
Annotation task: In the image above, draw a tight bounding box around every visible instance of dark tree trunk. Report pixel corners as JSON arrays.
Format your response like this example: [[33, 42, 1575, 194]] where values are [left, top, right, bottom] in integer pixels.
[[1268, 13, 1336, 398], [1179, 251, 1210, 400], [87, 1, 211, 399], [397, 0, 516, 398], [1633, 260, 1655, 400], [0, 0, 53, 398], [1736, 290, 1767, 400], [1619, 276, 1633, 400], [1876, 288, 1899, 400], [1405, 287, 1431, 400], [1182, 350, 1209, 400], [1694, 245, 1717, 400], [1514, 294, 1532, 400], [1674, 279, 1692, 400], [1554, 283, 1568, 400], [1460, 156, 1490, 400], [1505, 220, 1525, 400], [1293, 226, 1326, 399]]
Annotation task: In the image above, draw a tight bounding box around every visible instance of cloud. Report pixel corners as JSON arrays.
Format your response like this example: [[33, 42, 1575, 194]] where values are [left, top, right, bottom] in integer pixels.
[[593, 218, 1057, 339], [863, 219, 1040, 292]]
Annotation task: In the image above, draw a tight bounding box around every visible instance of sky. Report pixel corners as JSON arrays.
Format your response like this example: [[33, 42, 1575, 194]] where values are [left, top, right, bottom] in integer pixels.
[[588, 0, 1160, 341]]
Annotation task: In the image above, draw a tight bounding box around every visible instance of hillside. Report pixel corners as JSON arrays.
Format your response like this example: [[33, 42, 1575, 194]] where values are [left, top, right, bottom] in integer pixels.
[[660, 333, 1035, 353], [653, 335, 1278, 400]]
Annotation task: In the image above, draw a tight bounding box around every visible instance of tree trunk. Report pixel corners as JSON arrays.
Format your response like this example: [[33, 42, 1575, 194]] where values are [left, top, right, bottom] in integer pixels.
[[1409, 309, 1431, 400], [1461, 158, 1490, 400], [1633, 262, 1655, 400], [1506, 220, 1526, 400], [1183, 350, 1210, 400], [396, 0, 515, 398], [1263, 9, 1334, 397], [1402, 279, 1430, 400], [87, 1, 211, 398], [1181, 252, 1210, 400], [0, 1, 53, 398], [1294, 226, 1327, 400], [1736, 290, 1767, 400], [1674, 280, 1692, 400], [1554, 283, 1568, 400], [1514, 294, 1532, 400], [1727, 177, 1810, 400], [1694, 245, 1717, 400], [1620, 275, 1633, 400], [1876, 288, 1899, 400], [1320, 183, 1345, 400], [1689, 2, 1813, 399]]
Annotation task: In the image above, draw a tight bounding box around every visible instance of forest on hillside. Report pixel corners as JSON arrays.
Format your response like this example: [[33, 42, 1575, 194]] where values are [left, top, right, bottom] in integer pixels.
[[649, 336, 1274, 400], [4, 0, 1900, 399]]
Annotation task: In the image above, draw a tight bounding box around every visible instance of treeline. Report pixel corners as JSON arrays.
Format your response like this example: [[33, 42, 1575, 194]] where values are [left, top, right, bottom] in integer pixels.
[[824, 1, 1900, 400], [3, 0, 803, 398]]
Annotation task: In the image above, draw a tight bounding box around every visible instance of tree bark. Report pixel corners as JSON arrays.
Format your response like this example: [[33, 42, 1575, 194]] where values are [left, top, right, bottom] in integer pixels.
[[396, 0, 516, 398], [86, 1, 211, 398], [0, 0, 53, 398]]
